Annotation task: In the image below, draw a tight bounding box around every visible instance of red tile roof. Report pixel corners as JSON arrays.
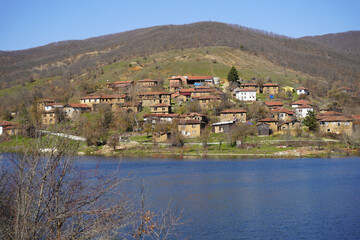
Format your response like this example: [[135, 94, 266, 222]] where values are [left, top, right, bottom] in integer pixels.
[[66, 103, 91, 109], [270, 107, 295, 115], [80, 95, 101, 99], [296, 87, 308, 90], [265, 101, 283, 106], [238, 88, 256, 92], [193, 95, 221, 100], [241, 83, 259, 87], [258, 118, 278, 122], [291, 100, 312, 106], [295, 105, 313, 109], [100, 94, 127, 99]]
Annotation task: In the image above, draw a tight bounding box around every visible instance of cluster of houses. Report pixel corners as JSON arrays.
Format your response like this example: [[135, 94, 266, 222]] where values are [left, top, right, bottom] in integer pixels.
[[1, 75, 359, 141]]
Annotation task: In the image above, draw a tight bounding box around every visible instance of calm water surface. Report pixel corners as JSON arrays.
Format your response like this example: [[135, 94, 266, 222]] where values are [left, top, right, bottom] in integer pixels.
[[78, 156, 360, 239]]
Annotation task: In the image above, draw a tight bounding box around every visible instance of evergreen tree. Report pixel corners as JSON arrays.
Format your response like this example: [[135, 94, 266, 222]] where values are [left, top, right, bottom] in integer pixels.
[[303, 110, 317, 131], [227, 66, 239, 83]]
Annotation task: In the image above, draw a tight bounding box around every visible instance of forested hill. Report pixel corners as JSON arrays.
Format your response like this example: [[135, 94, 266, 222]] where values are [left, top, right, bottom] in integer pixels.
[[301, 31, 360, 54], [1, 21, 360, 90]]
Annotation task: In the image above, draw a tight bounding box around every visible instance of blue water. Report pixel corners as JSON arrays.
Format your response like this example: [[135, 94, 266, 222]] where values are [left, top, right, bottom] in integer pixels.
[[75, 156, 360, 239]]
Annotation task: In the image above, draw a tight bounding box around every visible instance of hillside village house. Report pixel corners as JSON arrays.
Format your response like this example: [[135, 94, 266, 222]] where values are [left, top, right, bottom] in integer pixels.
[[235, 88, 257, 101], [258, 118, 278, 134], [119, 102, 142, 113], [63, 103, 91, 119], [212, 120, 236, 133], [152, 132, 172, 143], [262, 83, 279, 95], [150, 103, 171, 114], [319, 116, 353, 135], [41, 111, 57, 125], [137, 79, 158, 90], [37, 99, 55, 111], [138, 92, 171, 107], [193, 95, 221, 109], [296, 87, 309, 95], [219, 109, 247, 122], [257, 123, 270, 136], [295, 105, 313, 119], [80, 95, 101, 109], [282, 86, 294, 92], [239, 83, 260, 93], [291, 100, 313, 108], [180, 113, 207, 123], [172, 91, 188, 103], [0, 121, 17, 136], [186, 76, 214, 85], [178, 120, 205, 138], [106, 80, 133, 90], [44, 102, 64, 112], [278, 119, 301, 136], [100, 95, 128, 104], [270, 108, 295, 122]]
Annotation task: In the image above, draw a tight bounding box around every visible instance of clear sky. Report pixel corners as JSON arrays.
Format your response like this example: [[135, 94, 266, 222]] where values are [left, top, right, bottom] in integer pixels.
[[1, 0, 359, 50]]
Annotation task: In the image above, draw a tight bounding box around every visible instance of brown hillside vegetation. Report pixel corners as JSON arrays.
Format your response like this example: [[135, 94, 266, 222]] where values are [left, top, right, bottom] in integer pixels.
[[301, 31, 360, 54], [1, 21, 359, 90]]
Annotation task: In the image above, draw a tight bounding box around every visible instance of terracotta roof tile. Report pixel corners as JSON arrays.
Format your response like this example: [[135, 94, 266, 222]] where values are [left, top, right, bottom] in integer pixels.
[[220, 109, 247, 113]]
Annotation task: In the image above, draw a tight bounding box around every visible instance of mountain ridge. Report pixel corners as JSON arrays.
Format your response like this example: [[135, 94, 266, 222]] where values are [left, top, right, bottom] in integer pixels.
[[0, 21, 359, 90]]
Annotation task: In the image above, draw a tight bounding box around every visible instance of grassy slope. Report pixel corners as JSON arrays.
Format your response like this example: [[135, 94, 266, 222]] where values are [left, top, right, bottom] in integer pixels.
[[95, 46, 318, 88], [0, 46, 320, 104]]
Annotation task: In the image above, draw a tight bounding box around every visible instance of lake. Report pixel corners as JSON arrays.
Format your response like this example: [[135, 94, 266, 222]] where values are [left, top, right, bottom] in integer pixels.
[[76, 156, 360, 239]]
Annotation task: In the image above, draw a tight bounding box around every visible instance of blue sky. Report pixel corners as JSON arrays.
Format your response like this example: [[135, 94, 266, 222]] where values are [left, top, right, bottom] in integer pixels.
[[1, 0, 359, 50]]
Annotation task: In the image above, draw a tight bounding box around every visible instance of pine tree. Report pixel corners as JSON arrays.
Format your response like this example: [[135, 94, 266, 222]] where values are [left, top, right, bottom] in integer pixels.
[[227, 66, 239, 83], [303, 110, 317, 131]]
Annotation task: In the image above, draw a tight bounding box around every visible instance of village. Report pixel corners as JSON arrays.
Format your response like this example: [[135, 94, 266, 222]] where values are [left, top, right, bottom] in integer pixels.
[[0, 70, 359, 156]]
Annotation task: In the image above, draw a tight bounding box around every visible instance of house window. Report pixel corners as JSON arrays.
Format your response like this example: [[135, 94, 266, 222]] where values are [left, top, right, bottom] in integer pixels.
[[327, 129, 331, 132], [338, 122, 341, 126]]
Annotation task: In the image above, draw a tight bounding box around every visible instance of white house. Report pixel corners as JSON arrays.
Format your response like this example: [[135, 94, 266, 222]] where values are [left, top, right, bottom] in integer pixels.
[[295, 105, 313, 119], [44, 103, 64, 112], [296, 87, 309, 95], [235, 88, 256, 101]]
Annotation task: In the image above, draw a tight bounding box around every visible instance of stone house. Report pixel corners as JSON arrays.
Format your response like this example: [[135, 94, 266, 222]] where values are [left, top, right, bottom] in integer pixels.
[[152, 132, 172, 143], [37, 99, 55, 112], [258, 118, 278, 134], [180, 113, 207, 123], [80, 95, 102, 109], [270, 107, 295, 122], [137, 79, 158, 91], [192, 95, 221, 109], [212, 120, 236, 133], [291, 100, 313, 108], [63, 103, 91, 119], [138, 92, 171, 107], [119, 102, 142, 113], [319, 116, 353, 135], [150, 103, 171, 114], [277, 119, 301, 136], [0, 121, 17, 136], [100, 95, 128, 104], [106, 81, 134, 90], [265, 101, 284, 110], [178, 120, 205, 138], [143, 113, 179, 124], [262, 83, 279, 95], [239, 83, 260, 93], [219, 109, 247, 122], [41, 111, 57, 125]]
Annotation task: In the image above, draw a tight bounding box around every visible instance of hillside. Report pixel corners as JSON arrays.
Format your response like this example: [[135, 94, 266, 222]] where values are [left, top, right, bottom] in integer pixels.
[[0, 46, 321, 115], [1, 21, 359, 91], [301, 31, 360, 54]]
